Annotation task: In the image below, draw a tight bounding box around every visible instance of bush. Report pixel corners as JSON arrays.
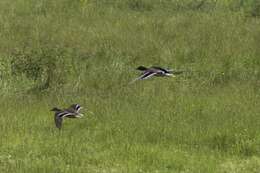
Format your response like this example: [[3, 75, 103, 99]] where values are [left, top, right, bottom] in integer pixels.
[[10, 47, 72, 90], [251, 0, 260, 17]]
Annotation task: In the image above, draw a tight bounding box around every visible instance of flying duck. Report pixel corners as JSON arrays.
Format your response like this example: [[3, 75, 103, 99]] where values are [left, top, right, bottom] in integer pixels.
[[51, 104, 84, 129], [130, 66, 183, 83]]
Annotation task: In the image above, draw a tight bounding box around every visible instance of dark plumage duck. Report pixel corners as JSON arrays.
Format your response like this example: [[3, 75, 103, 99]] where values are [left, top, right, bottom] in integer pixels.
[[51, 104, 84, 129], [130, 66, 183, 83]]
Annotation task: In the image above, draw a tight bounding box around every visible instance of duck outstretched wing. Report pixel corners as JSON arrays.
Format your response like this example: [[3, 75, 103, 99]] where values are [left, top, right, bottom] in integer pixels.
[[54, 114, 63, 129], [129, 71, 157, 84]]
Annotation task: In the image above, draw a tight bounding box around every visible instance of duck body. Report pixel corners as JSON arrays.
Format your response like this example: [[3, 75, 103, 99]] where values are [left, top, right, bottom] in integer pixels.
[[131, 66, 182, 82], [51, 104, 84, 129]]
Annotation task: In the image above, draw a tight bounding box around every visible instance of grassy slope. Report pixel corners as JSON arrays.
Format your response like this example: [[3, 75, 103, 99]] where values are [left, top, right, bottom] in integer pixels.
[[0, 0, 260, 172]]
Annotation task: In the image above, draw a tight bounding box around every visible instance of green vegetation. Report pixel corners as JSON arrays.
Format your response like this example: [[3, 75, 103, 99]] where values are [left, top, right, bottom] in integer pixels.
[[0, 0, 260, 172]]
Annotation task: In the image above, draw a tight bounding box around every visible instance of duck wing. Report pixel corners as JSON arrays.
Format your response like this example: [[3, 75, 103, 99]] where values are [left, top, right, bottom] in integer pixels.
[[151, 66, 168, 72], [57, 111, 78, 118], [74, 104, 82, 113], [54, 114, 63, 129], [139, 71, 157, 80], [129, 71, 157, 84]]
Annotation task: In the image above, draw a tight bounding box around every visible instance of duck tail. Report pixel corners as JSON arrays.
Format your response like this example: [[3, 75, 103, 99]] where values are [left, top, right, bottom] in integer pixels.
[[136, 66, 148, 71], [51, 107, 62, 112]]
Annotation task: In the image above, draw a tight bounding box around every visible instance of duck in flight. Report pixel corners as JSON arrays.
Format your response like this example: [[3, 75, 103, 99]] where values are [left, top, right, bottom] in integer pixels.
[[130, 66, 183, 83], [51, 104, 84, 129]]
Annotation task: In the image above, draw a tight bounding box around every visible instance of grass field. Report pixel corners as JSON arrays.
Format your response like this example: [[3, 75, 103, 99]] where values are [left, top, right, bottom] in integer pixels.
[[0, 0, 260, 172]]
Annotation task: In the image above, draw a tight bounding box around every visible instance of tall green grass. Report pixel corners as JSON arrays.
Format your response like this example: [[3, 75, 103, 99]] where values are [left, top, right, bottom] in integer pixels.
[[0, 0, 260, 172]]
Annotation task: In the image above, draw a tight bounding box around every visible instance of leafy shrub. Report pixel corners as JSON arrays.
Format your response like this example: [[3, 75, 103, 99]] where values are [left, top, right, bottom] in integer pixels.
[[10, 47, 72, 90], [127, 0, 154, 11], [250, 0, 260, 17]]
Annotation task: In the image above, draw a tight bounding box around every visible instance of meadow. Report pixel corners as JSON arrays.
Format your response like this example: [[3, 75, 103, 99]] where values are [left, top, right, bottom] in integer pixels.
[[0, 0, 260, 172]]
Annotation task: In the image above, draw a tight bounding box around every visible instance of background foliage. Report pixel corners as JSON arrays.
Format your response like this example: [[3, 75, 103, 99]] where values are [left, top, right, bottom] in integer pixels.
[[0, 0, 260, 172]]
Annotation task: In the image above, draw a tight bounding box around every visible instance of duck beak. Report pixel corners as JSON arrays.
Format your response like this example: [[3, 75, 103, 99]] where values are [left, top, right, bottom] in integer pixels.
[[77, 113, 84, 118], [166, 73, 175, 77]]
